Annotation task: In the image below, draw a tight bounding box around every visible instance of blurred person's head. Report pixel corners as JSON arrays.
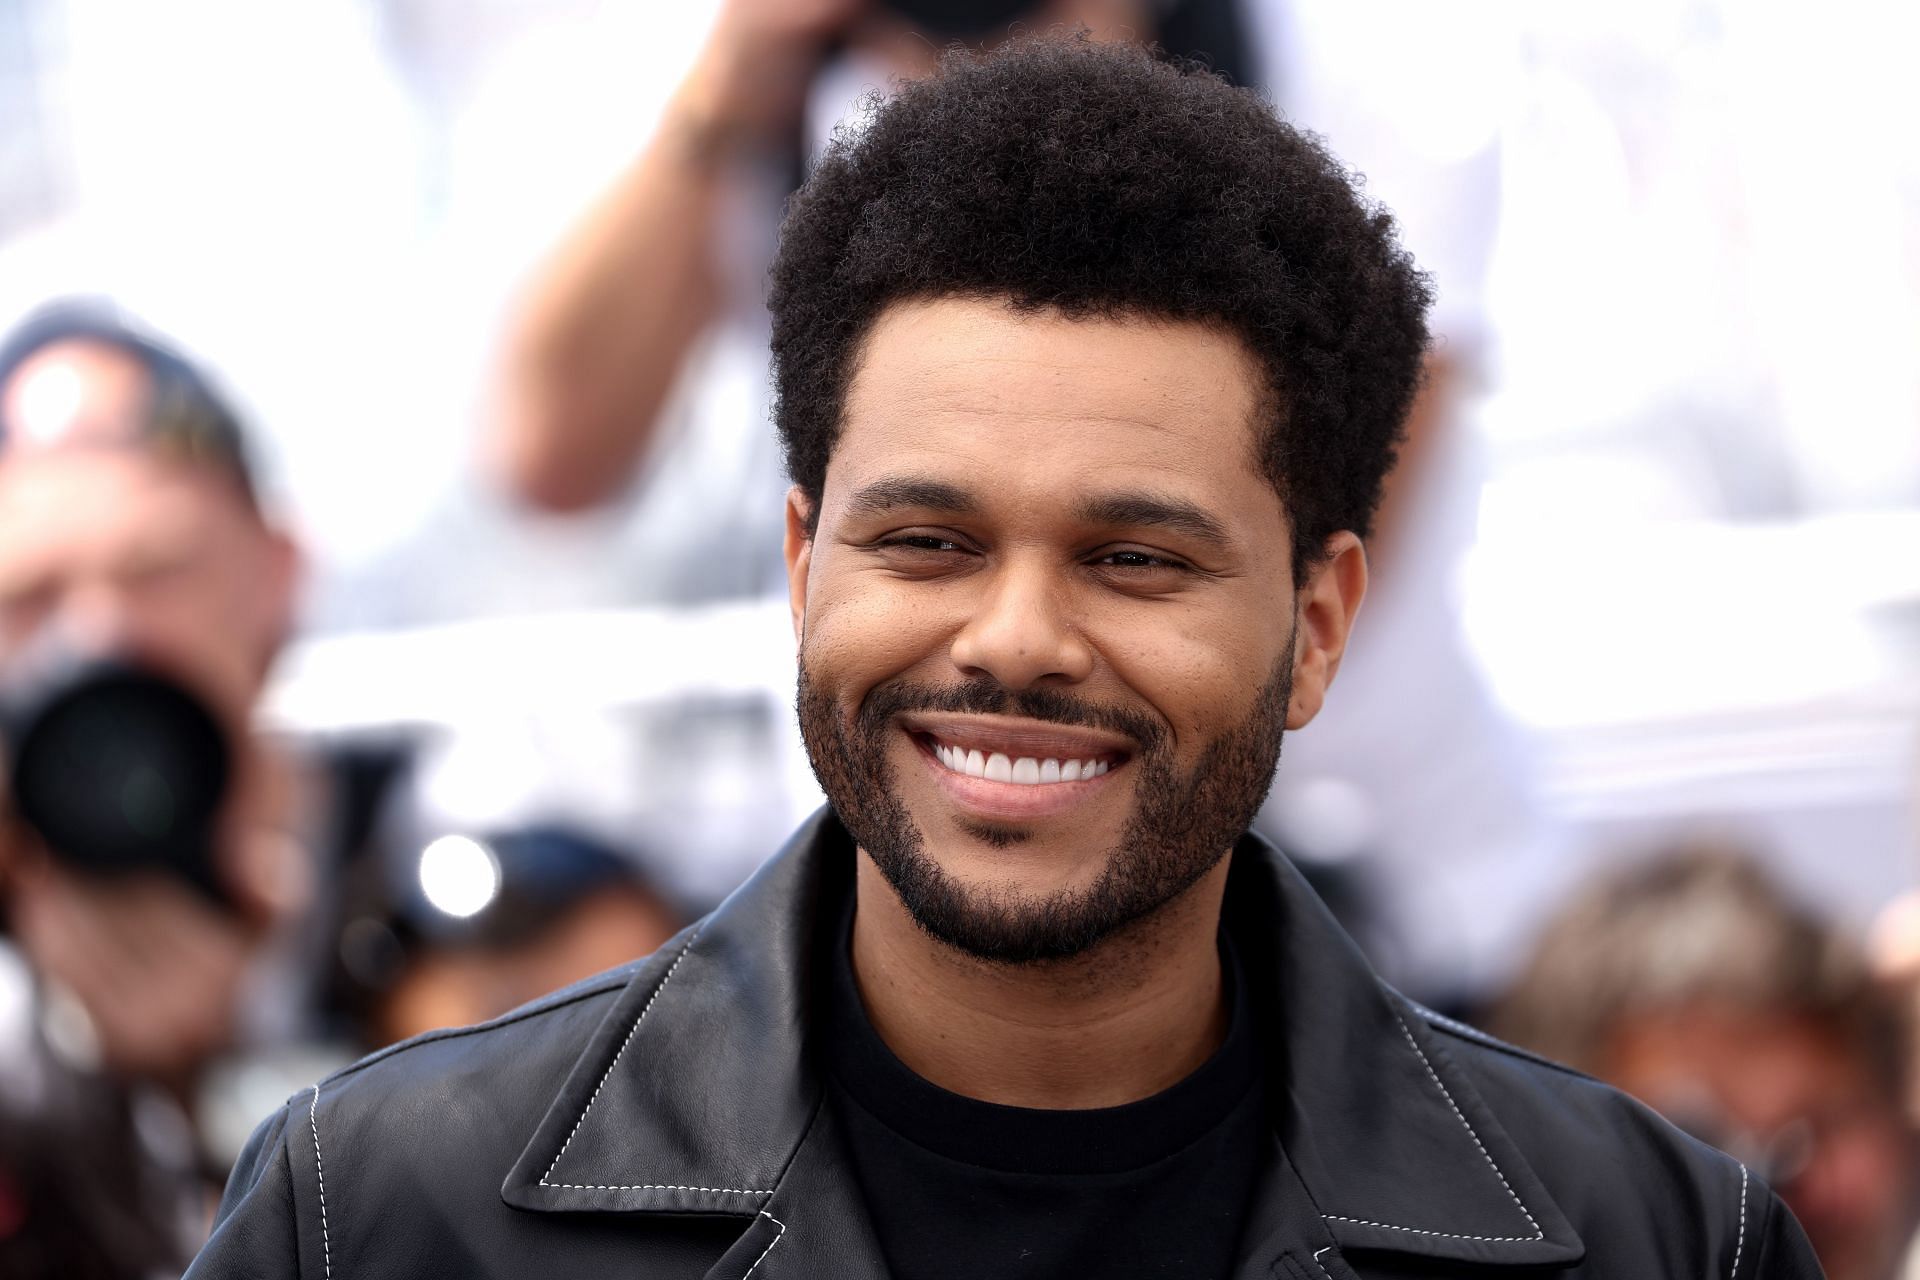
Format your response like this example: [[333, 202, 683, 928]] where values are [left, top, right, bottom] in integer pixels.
[[845, 0, 1245, 76], [745, 0, 1249, 93], [0, 303, 295, 731], [334, 827, 685, 1046], [1494, 845, 1918, 1280], [0, 304, 303, 1081]]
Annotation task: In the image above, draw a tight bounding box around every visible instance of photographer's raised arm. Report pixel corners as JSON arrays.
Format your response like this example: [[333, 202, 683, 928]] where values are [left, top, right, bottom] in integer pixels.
[[489, 0, 862, 512]]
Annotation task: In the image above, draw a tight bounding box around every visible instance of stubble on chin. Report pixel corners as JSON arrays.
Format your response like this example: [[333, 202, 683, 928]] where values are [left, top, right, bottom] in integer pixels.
[[794, 653, 1292, 966]]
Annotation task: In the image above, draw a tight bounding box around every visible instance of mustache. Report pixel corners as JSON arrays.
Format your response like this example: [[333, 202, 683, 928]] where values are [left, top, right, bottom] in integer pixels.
[[856, 676, 1167, 752]]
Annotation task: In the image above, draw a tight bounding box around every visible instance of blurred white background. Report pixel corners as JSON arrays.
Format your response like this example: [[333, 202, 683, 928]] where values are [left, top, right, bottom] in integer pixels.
[[3, 0, 1915, 980]]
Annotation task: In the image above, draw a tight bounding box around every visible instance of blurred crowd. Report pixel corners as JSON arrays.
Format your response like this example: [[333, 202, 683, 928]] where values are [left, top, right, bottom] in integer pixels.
[[1, 1, 1918, 1277]]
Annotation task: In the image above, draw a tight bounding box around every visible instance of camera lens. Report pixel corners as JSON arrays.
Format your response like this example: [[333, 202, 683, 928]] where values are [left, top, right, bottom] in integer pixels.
[[6, 661, 231, 903]]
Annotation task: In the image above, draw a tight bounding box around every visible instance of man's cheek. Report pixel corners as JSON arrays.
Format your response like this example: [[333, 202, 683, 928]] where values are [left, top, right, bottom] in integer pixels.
[[810, 596, 949, 688]]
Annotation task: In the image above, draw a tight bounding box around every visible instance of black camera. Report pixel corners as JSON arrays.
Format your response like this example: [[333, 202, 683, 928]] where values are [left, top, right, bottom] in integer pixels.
[[0, 654, 233, 906]]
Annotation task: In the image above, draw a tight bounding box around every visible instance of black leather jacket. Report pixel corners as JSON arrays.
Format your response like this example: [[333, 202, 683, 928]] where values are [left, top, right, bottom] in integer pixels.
[[188, 811, 1823, 1279]]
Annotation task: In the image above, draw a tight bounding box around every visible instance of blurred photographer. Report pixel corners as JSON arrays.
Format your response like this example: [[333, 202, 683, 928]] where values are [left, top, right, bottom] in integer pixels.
[[0, 304, 308, 1276]]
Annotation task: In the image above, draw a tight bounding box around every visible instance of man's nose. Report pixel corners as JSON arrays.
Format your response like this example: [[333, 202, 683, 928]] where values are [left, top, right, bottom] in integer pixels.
[[56, 580, 138, 653], [947, 559, 1094, 690]]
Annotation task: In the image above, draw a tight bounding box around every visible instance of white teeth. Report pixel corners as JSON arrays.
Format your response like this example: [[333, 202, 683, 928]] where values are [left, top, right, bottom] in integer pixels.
[[932, 741, 1113, 785]]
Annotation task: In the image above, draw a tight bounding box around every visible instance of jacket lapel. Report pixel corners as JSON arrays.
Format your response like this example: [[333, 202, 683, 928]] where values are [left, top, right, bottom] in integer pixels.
[[501, 812, 845, 1219], [1226, 842, 1585, 1269], [502, 810, 1584, 1273]]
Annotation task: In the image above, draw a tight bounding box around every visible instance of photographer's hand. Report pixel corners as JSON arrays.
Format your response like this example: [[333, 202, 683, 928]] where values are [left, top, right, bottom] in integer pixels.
[[490, 0, 865, 513], [680, 0, 869, 150], [1, 813, 304, 1089], [8, 852, 255, 1085]]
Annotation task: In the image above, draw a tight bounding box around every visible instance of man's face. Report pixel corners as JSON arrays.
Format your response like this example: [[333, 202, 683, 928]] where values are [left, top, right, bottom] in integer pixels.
[[0, 345, 295, 732], [1605, 1006, 1918, 1280], [788, 297, 1361, 962]]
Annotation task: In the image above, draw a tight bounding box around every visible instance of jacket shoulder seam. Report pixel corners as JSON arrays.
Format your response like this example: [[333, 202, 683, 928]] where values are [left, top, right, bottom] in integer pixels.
[[1405, 991, 1761, 1262], [308, 1085, 333, 1280], [1403, 997, 1597, 1081], [314, 967, 634, 1088], [289, 963, 646, 1256]]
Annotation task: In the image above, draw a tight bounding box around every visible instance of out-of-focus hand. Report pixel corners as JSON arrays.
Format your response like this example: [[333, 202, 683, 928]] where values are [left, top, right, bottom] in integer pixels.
[[675, 0, 869, 149], [8, 857, 255, 1080], [1, 821, 305, 1084]]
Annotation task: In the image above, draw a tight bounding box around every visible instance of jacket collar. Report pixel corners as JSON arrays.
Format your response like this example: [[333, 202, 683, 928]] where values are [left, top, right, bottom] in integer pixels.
[[1221, 832, 1583, 1268], [503, 810, 1583, 1270]]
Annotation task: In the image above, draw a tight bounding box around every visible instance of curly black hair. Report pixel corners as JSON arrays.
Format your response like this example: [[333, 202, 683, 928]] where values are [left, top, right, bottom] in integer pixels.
[[768, 35, 1433, 575]]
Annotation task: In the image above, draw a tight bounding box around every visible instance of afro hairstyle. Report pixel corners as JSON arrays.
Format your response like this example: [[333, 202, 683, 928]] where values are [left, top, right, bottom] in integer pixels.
[[768, 35, 1434, 576]]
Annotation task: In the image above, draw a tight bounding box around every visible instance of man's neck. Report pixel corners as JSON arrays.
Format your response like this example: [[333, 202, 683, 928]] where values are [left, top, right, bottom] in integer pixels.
[[847, 853, 1233, 1110]]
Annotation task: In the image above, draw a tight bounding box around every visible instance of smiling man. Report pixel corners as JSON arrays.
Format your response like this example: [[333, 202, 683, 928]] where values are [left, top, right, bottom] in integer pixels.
[[188, 36, 1822, 1280]]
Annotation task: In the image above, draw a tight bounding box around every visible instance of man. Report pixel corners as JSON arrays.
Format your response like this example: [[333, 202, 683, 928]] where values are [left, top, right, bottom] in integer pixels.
[[1496, 846, 1916, 1280], [0, 306, 308, 1274], [187, 38, 1822, 1278]]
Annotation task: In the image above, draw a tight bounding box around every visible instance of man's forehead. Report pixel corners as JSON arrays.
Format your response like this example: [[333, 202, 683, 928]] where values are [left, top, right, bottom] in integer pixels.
[[848, 297, 1265, 414], [828, 297, 1282, 529], [0, 448, 242, 549], [0, 337, 154, 453]]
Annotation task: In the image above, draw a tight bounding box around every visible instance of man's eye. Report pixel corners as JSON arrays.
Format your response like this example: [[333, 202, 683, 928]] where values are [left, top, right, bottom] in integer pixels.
[[880, 535, 966, 554], [122, 556, 193, 586], [1096, 550, 1186, 571]]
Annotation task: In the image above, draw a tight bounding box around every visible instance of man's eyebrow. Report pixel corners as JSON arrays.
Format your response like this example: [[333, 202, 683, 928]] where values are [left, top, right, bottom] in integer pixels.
[[842, 477, 980, 519], [1073, 491, 1234, 548]]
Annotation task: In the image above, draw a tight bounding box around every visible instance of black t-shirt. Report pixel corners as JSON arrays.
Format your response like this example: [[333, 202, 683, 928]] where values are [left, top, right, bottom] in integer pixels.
[[822, 905, 1269, 1279]]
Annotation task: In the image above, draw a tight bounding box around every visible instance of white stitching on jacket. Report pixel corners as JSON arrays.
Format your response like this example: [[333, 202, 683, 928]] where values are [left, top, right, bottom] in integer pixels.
[[1312, 1245, 1335, 1278], [1319, 1012, 1546, 1245], [1731, 1163, 1749, 1279], [1319, 1214, 1540, 1244], [741, 1210, 787, 1277], [1412, 1004, 1494, 1043], [309, 1085, 333, 1280], [541, 1182, 771, 1196], [538, 930, 774, 1194]]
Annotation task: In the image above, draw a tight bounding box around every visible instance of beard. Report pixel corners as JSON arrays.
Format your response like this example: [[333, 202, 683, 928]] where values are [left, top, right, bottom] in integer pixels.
[[795, 644, 1293, 965]]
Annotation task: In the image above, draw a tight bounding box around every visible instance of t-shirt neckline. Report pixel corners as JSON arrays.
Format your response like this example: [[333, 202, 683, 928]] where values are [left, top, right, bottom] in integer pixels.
[[822, 890, 1260, 1177]]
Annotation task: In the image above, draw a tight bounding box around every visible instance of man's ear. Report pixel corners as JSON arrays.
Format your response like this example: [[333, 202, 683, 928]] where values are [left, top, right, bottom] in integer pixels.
[[1287, 531, 1368, 730], [783, 486, 814, 645], [255, 525, 304, 677]]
